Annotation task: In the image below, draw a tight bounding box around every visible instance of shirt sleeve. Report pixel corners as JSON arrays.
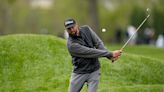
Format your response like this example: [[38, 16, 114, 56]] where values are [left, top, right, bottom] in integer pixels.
[[67, 41, 113, 58]]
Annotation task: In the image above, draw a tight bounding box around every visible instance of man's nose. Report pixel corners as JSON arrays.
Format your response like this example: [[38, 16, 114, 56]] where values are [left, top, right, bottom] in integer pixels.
[[70, 27, 74, 30], [70, 28, 75, 32]]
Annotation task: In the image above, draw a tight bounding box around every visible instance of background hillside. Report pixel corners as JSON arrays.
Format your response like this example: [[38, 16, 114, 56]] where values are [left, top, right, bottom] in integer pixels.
[[0, 34, 164, 92]]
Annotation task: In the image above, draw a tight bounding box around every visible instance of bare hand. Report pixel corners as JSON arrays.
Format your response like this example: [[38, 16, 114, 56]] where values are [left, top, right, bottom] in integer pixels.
[[112, 50, 122, 58], [111, 50, 122, 63]]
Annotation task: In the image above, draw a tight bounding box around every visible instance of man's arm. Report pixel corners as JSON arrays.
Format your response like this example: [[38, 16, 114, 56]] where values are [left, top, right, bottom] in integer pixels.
[[87, 26, 122, 61], [67, 42, 113, 58]]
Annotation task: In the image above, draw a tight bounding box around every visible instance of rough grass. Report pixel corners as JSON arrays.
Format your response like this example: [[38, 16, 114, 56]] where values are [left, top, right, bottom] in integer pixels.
[[0, 34, 164, 92], [0, 34, 71, 92]]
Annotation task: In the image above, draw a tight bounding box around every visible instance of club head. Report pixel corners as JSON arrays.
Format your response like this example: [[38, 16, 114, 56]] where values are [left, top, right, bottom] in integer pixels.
[[146, 8, 151, 16]]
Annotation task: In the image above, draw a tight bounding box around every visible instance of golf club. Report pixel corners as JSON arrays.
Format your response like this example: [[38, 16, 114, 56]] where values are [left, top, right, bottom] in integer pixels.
[[112, 8, 150, 63], [121, 14, 150, 50]]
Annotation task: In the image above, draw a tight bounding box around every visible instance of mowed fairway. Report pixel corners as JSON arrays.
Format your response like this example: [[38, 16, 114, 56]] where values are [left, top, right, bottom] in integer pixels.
[[0, 34, 164, 92]]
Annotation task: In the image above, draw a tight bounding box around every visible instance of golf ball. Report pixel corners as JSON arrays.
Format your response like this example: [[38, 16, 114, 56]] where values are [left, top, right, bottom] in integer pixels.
[[102, 28, 106, 32]]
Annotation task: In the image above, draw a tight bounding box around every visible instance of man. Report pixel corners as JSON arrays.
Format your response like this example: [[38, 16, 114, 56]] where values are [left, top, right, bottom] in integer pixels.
[[64, 18, 122, 92]]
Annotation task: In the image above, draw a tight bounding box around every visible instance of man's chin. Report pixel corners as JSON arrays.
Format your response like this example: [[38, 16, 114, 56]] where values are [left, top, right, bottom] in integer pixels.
[[70, 32, 77, 36], [69, 34, 76, 37]]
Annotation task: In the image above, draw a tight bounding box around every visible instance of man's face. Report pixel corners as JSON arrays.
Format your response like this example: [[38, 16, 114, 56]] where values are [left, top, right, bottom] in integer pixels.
[[66, 24, 78, 36]]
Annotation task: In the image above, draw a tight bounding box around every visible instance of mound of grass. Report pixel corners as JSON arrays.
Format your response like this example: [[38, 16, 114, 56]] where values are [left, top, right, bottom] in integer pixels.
[[0, 34, 164, 92], [97, 45, 164, 92], [0, 34, 71, 92], [99, 53, 164, 91]]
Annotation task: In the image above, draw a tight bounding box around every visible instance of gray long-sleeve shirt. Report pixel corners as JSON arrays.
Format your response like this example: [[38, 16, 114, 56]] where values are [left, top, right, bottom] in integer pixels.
[[67, 25, 112, 74]]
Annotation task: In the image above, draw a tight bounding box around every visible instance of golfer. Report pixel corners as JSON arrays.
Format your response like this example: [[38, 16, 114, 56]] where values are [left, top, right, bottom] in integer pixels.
[[64, 18, 122, 92]]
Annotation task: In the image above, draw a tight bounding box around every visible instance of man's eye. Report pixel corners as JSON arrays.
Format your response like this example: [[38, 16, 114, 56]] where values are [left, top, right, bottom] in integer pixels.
[[67, 26, 74, 30], [67, 28, 71, 30]]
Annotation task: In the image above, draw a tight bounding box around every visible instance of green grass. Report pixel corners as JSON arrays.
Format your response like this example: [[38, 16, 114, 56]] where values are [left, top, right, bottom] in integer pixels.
[[0, 34, 71, 92], [0, 34, 164, 92], [108, 44, 164, 60]]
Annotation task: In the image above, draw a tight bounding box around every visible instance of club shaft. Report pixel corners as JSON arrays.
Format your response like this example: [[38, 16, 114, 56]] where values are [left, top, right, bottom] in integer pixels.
[[112, 14, 150, 63], [120, 14, 150, 50]]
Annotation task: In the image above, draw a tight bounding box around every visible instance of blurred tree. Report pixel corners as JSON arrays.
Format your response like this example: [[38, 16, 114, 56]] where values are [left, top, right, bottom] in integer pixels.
[[87, 0, 100, 33], [153, 6, 164, 38], [7, 0, 17, 4], [0, 0, 9, 34]]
